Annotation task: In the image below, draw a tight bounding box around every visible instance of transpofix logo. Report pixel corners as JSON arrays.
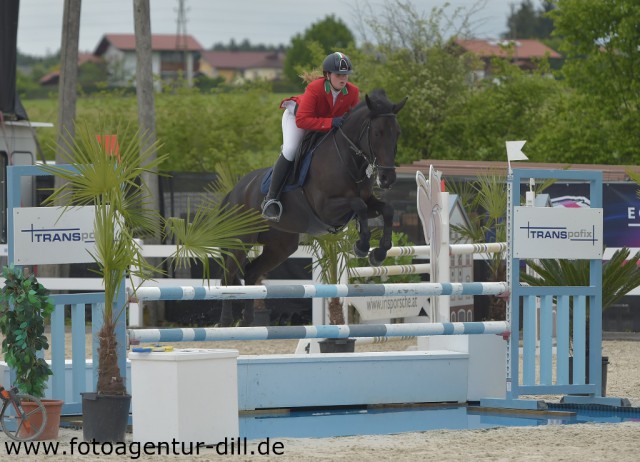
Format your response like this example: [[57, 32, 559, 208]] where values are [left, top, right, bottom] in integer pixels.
[[21, 224, 95, 244], [518, 222, 598, 245]]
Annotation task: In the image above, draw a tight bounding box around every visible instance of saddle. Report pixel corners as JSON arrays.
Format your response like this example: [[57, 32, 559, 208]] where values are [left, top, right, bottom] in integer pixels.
[[260, 131, 325, 195]]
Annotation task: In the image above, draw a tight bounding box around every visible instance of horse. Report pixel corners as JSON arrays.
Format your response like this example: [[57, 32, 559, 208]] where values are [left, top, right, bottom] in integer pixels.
[[218, 88, 407, 326]]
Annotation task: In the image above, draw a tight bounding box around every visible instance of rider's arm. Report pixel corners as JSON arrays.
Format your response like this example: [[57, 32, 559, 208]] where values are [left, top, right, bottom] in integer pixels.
[[295, 79, 334, 132]]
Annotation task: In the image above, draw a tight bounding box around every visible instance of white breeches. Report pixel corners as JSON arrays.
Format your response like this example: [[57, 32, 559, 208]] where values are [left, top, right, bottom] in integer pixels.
[[281, 105, 305, 161]]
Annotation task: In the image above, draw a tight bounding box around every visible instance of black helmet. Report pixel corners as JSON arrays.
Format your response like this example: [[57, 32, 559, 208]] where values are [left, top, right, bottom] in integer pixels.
[[322, 52, 353, 75]]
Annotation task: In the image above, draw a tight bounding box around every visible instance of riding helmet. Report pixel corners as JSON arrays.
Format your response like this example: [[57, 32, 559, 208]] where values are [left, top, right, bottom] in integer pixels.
[[322, 52, 353, 75]]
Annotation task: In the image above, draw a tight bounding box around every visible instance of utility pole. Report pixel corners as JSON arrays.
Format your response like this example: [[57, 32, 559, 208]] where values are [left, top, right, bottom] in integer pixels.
[[133, 0, 159, 221], [134, 0, 163, 324], [175, 0, 191, 86], [55, 0, 81, 172], [48, 0, 80, 280]]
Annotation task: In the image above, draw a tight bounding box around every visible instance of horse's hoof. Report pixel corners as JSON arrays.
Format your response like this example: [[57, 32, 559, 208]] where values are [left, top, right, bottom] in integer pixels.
[[353, 242, 369, 258], [368, 248, 387, 267]]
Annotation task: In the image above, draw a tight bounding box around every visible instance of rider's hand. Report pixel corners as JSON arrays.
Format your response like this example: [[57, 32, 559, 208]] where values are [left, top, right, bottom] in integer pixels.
[[332, 116, 344, 128]]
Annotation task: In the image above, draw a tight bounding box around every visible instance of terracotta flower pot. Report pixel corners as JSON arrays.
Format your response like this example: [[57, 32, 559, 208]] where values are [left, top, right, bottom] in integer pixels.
[[19, 399, 64, 440]]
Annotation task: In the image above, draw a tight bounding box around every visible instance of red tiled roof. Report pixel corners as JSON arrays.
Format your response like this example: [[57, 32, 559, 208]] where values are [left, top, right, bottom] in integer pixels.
[[78, 52, 101, 64], [456, 39, 561, 59], [39, 53, 103, 85], [200, 51, 283, 70], [95, 34, 203, 55]]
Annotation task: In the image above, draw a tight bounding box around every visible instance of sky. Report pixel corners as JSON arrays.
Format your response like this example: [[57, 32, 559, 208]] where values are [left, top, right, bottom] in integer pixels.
[[16, 0, 516, 57]]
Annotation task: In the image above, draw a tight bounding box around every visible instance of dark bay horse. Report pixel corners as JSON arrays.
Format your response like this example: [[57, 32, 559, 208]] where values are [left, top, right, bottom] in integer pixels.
[[219, 88, 407, 326]]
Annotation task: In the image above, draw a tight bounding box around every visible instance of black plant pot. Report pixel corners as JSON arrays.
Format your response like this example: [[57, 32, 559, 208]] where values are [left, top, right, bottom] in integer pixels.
[[251, 308, 271, 326], [318, 338, 356, 353], [82, 392, 131, 442], [568, 356, 609, 396]]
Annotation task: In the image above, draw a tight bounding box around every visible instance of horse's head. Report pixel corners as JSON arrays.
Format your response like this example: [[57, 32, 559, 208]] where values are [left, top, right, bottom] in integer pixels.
[[345, 89, 406, 189]]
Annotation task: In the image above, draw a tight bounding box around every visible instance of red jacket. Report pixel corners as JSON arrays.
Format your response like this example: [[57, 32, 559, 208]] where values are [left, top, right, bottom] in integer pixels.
[[280, 78, 360, 132]]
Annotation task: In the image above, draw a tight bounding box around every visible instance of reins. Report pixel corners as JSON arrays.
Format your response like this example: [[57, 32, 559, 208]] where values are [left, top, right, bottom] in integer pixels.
[[334, 111, 397, 184]]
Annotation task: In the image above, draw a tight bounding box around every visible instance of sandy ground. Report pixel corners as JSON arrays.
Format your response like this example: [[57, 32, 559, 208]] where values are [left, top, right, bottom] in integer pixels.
[[1, 337, 639, 461]]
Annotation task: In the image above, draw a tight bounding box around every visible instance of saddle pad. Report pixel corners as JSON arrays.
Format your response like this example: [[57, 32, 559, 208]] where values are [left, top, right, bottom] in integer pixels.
[[260, 147, 315, 195]]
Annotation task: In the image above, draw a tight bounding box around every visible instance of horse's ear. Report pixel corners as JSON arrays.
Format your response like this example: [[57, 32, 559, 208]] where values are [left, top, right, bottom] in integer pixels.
[[365, 94, 373, 110], [393, 97, 408, 114]]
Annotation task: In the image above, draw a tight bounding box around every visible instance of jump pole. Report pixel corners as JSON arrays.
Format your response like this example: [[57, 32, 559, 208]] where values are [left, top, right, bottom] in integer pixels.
[[383, 241, 507, 258], [131, 281, 507, 302], [128, 320, 510, 343], [349, 242, 507, 277]]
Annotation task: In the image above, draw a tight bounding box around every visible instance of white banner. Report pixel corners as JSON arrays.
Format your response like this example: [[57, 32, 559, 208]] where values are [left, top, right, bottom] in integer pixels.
[[13, 206, 97, 264], [348, 295, 428, 321], [513, 206, 603, 259]]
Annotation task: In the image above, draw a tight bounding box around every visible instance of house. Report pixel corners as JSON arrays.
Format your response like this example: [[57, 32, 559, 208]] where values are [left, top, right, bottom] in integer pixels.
[[39, 53, 104, 86], [199, 50, 284, 83], [93, 33, 204, 89], [455, 39, 561, 79]]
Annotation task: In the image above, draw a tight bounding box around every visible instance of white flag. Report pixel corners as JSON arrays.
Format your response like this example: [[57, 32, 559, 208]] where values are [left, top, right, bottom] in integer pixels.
[[506, 140, 528, 161]]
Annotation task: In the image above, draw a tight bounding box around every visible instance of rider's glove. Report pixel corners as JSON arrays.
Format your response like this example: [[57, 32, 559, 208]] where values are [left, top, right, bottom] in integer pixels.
[[332, 117, 344, 128]]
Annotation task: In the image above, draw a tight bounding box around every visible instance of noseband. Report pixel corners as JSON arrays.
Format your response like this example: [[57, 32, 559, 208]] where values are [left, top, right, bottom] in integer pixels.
[[335, 112, 398, 182]]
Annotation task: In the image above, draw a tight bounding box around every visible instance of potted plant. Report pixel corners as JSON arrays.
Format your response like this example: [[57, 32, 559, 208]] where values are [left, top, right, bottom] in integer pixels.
[[306, 224, 361, 352], [520, 247, 640, 393], [42, 122, 265, 441], [0, 265, 63, 440]]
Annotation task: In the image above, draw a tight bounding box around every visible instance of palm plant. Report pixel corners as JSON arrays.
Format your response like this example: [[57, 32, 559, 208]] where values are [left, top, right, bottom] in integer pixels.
[[521, 247, 640, 377], [521, 247, 640, 323], [41, 121, 266, 395], [448, 172, 508, 319], [306, 224, 359, 325]]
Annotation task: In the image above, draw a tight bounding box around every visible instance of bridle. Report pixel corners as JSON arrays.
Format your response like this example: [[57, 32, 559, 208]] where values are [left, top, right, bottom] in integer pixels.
[[334, 111, 398, 183]]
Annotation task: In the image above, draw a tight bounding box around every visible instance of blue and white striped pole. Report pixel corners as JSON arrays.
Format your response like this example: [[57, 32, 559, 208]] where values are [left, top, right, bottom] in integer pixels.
[[128, 321, 510, 343], [131, 281, 508, 302]]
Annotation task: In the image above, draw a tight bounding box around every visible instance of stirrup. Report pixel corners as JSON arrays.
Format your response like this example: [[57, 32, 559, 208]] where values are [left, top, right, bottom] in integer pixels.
[[261, 198, 283, 222]]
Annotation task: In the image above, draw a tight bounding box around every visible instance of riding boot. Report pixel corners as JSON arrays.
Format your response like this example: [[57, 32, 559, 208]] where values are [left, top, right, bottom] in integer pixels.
[[261, 154, 293, 222]]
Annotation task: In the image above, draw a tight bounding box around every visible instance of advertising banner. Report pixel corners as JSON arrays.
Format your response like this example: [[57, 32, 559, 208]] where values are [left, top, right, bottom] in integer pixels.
[[513, 206, 603, 259], [13, 206, 97, 264], [527, 183, 640, 249], [348, 295, 428, 321]]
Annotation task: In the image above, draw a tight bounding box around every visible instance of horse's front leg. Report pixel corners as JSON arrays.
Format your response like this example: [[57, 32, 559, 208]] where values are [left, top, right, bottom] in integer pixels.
[[350, 198, 371, 258], [367, 198, 394, 266]]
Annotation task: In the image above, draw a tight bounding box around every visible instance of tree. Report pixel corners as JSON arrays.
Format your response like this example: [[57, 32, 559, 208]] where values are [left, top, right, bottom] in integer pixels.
[[547, 0, 640, 164], [550, 0, 640, 113], [283, 15, 355, 89], [504, 0, 555, 39], [430, 56, 562, 162], [354, 1, 478, 163], [211, 39, 284, 52]]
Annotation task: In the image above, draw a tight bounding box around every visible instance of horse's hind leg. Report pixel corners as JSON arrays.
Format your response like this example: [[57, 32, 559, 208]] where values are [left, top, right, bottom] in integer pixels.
[[239, 232, 300, 326]]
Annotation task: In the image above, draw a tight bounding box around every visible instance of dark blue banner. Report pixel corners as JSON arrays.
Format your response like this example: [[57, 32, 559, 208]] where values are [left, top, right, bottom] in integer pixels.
[[536, 183, 640, 248]]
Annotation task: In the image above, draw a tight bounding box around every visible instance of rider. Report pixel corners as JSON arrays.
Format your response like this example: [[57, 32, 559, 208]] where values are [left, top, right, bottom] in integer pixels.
[[261, 51, 360, 222]]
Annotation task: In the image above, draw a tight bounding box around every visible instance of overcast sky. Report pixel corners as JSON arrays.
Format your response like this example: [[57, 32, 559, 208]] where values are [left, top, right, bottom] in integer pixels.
[[17, 0, 515, 57]]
